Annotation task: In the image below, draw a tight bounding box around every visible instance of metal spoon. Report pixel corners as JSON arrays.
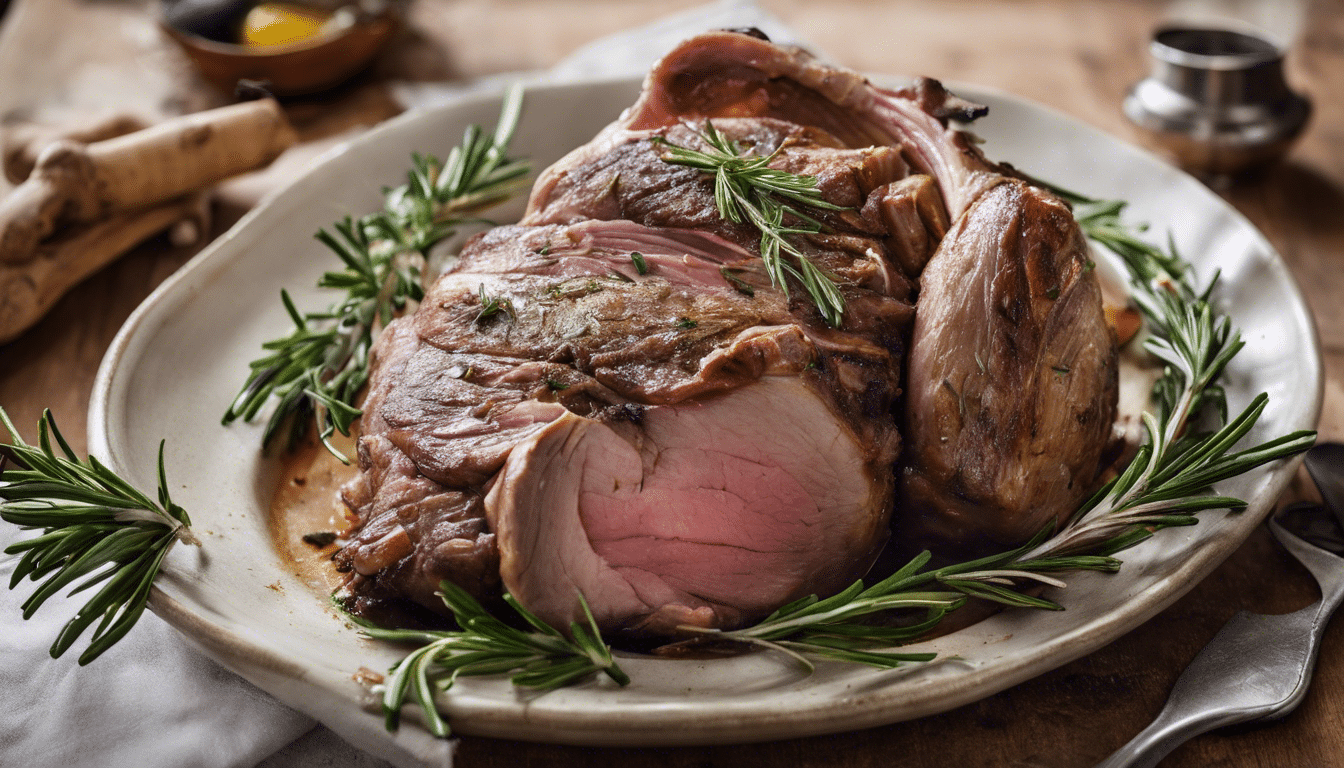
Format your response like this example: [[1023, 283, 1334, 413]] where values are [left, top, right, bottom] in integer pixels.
[[1095, 443, 1344, 768]]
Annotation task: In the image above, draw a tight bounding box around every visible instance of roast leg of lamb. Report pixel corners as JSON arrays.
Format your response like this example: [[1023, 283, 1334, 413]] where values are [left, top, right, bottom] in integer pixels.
[[335, 29, 1120, 634], [338, 218, 909, 632]]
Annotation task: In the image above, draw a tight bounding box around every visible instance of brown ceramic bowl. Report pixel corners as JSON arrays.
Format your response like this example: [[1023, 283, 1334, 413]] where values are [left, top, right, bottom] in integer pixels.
[[161, 5, 399, 97]]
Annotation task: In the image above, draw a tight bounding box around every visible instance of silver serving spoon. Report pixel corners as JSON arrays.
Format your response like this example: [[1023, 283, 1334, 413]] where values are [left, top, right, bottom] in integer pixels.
[[1095, 443, 1344, 768]]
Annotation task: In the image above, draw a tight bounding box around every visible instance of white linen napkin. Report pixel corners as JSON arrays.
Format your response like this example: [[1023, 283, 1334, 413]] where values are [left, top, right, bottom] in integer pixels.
[[0, 2, 807, 766], [0, 526, 317, 768]]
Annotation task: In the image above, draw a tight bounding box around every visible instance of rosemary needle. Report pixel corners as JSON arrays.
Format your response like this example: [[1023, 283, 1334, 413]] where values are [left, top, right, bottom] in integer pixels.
[[0, 408, 198, 665], [678, 537, 1121, 668]]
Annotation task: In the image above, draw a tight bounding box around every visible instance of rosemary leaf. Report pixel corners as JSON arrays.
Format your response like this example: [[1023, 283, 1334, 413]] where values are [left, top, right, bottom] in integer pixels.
[[1, 408, 198, 665], [474, 283, 515, 324]]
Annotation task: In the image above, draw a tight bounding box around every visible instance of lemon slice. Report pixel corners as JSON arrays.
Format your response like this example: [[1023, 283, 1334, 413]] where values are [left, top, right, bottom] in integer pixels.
[[240, 3, 332, 47]]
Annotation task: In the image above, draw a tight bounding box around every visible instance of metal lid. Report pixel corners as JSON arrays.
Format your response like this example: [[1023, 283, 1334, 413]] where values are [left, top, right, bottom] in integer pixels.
[[1123, 26, 1310, 176]]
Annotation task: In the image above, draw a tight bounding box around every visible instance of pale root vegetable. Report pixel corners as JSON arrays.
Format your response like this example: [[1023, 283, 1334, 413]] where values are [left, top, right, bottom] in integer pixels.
[[0, 98, 297, 342], [2, 113, 148, 185], [0, 98, 296, 264], [0, 193, 210, 343]]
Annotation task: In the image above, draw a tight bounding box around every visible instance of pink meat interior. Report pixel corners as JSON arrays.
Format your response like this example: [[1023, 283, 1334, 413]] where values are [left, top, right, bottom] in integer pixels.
[[485, 377, 883, 633]]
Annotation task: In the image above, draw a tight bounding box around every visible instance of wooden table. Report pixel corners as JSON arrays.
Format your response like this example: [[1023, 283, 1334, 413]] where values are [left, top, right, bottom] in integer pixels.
[[2, 1, 1342, 766]]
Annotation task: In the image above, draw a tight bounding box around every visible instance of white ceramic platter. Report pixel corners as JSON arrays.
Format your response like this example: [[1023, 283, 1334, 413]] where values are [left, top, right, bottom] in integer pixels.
[[89, 76, 1322, 767]]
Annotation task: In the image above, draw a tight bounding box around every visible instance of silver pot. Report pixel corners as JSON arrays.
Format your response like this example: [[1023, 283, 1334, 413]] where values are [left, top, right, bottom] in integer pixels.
[[1124, 26, 1311, 176]]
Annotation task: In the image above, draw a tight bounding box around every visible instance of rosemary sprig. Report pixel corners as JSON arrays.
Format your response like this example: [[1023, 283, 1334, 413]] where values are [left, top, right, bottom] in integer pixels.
[[676, 184, 1314, 668], [355, 582, 629, 737], [1, 408, 198, 665], [654, 122, 848, 327], [678, 536, 1122, 668], [223, 85, 531, 461]]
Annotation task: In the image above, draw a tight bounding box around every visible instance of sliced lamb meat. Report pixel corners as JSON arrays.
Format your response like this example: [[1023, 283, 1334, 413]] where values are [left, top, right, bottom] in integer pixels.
[[486, 377, 891, 633], [335, 320, 513, 614], [526, 111, 947, 291], [522, 116, 932, 322], [338, 218, 910, 627], [865, 175, 950, 278], [338, 434, 500, 615], [897, 181, 1119, 550], [418, 220, 911, 409]]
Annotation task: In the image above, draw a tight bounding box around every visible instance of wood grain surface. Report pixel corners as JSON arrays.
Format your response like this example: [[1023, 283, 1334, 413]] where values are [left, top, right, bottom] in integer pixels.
[[1, 1, 1341, 766]]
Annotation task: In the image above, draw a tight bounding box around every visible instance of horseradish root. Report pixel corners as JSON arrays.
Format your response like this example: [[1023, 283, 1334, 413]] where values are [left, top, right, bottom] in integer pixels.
[[2, 113, 148, 185], [0, 99, 297, 342], [0, 193, 211, 343], [0, 98, 296, 264]]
